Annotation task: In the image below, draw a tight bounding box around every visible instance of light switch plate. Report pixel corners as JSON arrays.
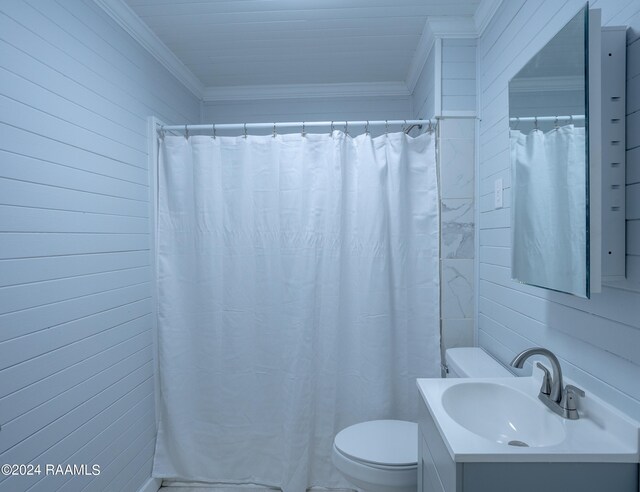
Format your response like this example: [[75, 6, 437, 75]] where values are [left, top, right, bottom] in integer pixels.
[[494, 178, 503, 209]]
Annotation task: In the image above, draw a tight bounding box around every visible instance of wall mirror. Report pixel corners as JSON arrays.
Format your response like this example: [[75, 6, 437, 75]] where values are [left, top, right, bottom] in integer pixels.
[[508, 5, 600, 298]]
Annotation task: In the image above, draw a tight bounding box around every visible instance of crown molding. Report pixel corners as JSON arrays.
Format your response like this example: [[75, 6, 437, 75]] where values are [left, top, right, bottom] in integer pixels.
[[93, 0, 204, 99], [428, 16, 478, 39], [474, 0, 504, 36], [202, 82, 410, 102], [95, 0, 503, 104], [405, 16, 477, 94], [405, 19, 436, 94], [405, 0, 504, 94]]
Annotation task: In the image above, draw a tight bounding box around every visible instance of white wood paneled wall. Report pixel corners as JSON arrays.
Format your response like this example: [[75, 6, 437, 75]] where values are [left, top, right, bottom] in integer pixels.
[[411, 38, 476, 119], [0, 1, 200, 491], [477, 0, 640, 421], [442, 38, 477, 113], [412, 47, 437, 120]]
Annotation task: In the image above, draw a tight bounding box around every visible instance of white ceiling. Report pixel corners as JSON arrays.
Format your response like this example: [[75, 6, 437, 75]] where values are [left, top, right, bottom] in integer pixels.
[[120, 0, 486, 97]]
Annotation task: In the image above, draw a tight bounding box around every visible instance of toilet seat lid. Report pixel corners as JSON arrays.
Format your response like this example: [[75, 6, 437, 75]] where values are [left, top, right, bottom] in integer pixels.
[[334, 420, 417, 467]]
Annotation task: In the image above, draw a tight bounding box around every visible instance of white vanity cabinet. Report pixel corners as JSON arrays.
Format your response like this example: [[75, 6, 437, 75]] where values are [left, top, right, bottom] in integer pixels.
[[417, 400, 639, 492], [418, 401, 457, 492]]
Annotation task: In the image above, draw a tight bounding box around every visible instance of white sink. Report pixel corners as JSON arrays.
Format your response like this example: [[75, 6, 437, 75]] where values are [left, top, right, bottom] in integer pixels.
[[441, 382, 565, 447], [416, 369, 640, 463]]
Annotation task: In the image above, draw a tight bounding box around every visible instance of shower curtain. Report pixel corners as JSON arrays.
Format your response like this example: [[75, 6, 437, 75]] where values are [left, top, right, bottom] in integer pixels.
[[511, 125, 586, 294], [152, 130, 440, 491]]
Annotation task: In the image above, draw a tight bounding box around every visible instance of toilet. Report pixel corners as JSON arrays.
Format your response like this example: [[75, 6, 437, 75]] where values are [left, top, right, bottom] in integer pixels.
[[332, 347, 511, 491]]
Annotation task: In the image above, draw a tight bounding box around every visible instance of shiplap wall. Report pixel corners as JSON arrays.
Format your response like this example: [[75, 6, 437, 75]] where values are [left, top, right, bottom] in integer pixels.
[[442, 38, 477, 113], [0, 1, 200, 491], [201, 95, 413, 136], [412, 47, 436, 120], [411, 38, 476, 119], [477, 0, 640, 421]]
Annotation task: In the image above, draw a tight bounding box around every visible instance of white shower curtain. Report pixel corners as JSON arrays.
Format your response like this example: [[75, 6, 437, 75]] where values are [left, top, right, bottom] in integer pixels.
[[152, 131, 440, 491], [511, 125, 586, 295]]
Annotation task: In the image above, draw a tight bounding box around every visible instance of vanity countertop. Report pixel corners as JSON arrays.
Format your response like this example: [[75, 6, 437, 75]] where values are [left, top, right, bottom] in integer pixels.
[[417, 369, 640, 463]]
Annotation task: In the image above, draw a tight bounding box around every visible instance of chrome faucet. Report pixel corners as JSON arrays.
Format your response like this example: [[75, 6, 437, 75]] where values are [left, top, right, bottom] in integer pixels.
[[510, 347, 585, 420]]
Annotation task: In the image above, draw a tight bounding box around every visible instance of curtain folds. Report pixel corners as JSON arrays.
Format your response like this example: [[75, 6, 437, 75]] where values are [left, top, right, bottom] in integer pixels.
[[511, 125, 586, 295], [152, 131, 440, 491]]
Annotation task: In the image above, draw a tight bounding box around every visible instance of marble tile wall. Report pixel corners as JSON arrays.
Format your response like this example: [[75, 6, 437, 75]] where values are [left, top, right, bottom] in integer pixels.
[[438, 118, 476, 363]]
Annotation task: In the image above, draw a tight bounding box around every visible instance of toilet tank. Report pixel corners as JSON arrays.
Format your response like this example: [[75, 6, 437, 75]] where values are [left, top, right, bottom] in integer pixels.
[[445, 347, 512, 378]]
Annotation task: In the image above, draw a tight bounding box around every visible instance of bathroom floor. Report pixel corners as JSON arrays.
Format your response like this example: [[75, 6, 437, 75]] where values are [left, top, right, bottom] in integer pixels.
[[161, 489, 264, 492], [160, 485, 355, 492], [160, 487, 277, 492]]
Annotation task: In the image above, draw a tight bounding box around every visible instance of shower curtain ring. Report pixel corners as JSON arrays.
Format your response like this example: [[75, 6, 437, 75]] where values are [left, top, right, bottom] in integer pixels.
[[385, 120, 389, 135], [344, 121, 348, 136], [273, 123, 277, 138], [365, 121, 370, 135], [302, 122, 306, 137], [212, 124, 216, 139], [404, 119, 407, 132], [534, 117, 538, 130], [330, 121, 334, 135], [243, 123, 248, 138], [184, 124, 189, 140]]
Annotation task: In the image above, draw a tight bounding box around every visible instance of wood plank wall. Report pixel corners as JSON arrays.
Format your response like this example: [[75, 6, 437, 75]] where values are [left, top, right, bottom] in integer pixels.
[[412, 38, 477, 119], [442, 38, 476, 113], [0, 1, 200, 491], [477, 0, 640, 421], [412, 47, 436, 120]]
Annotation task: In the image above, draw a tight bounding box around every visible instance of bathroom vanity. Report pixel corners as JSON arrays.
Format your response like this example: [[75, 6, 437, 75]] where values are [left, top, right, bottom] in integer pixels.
[[416, 374, 640, 492]]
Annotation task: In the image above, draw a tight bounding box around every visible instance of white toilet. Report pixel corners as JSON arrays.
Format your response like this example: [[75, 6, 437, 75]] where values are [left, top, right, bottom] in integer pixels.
[[331, 347, 511, 491]]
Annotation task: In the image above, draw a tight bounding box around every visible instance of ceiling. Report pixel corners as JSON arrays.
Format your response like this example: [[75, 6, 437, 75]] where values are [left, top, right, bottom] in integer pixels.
[[111, 0, 493, 99]]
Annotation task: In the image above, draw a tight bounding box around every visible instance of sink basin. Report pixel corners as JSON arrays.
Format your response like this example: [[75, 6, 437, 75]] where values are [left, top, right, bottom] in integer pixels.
[[417, 374, 639, 463], [441, 382, 566, 447]]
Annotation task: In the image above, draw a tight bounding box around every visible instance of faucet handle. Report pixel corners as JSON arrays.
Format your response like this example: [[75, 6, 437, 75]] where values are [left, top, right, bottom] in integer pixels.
[[536, 362, 552, 396], [565, 384, 585, 397], [561, 384, 585, 419], [563, 384, 585, 402]]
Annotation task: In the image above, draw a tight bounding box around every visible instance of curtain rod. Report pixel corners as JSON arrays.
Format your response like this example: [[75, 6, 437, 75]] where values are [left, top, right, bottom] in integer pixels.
[[509, 115, 585, 123], [158, 119, 435, 136]]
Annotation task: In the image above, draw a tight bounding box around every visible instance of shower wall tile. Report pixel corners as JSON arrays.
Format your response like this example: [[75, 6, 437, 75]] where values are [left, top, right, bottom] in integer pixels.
[[441, 259, 474, 319], [439, 118, 475, 138], [439, 137, 475, 199], [441, 199, 474, 259], [441, 319, 475, 351], [437, 116, 476, 353]]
